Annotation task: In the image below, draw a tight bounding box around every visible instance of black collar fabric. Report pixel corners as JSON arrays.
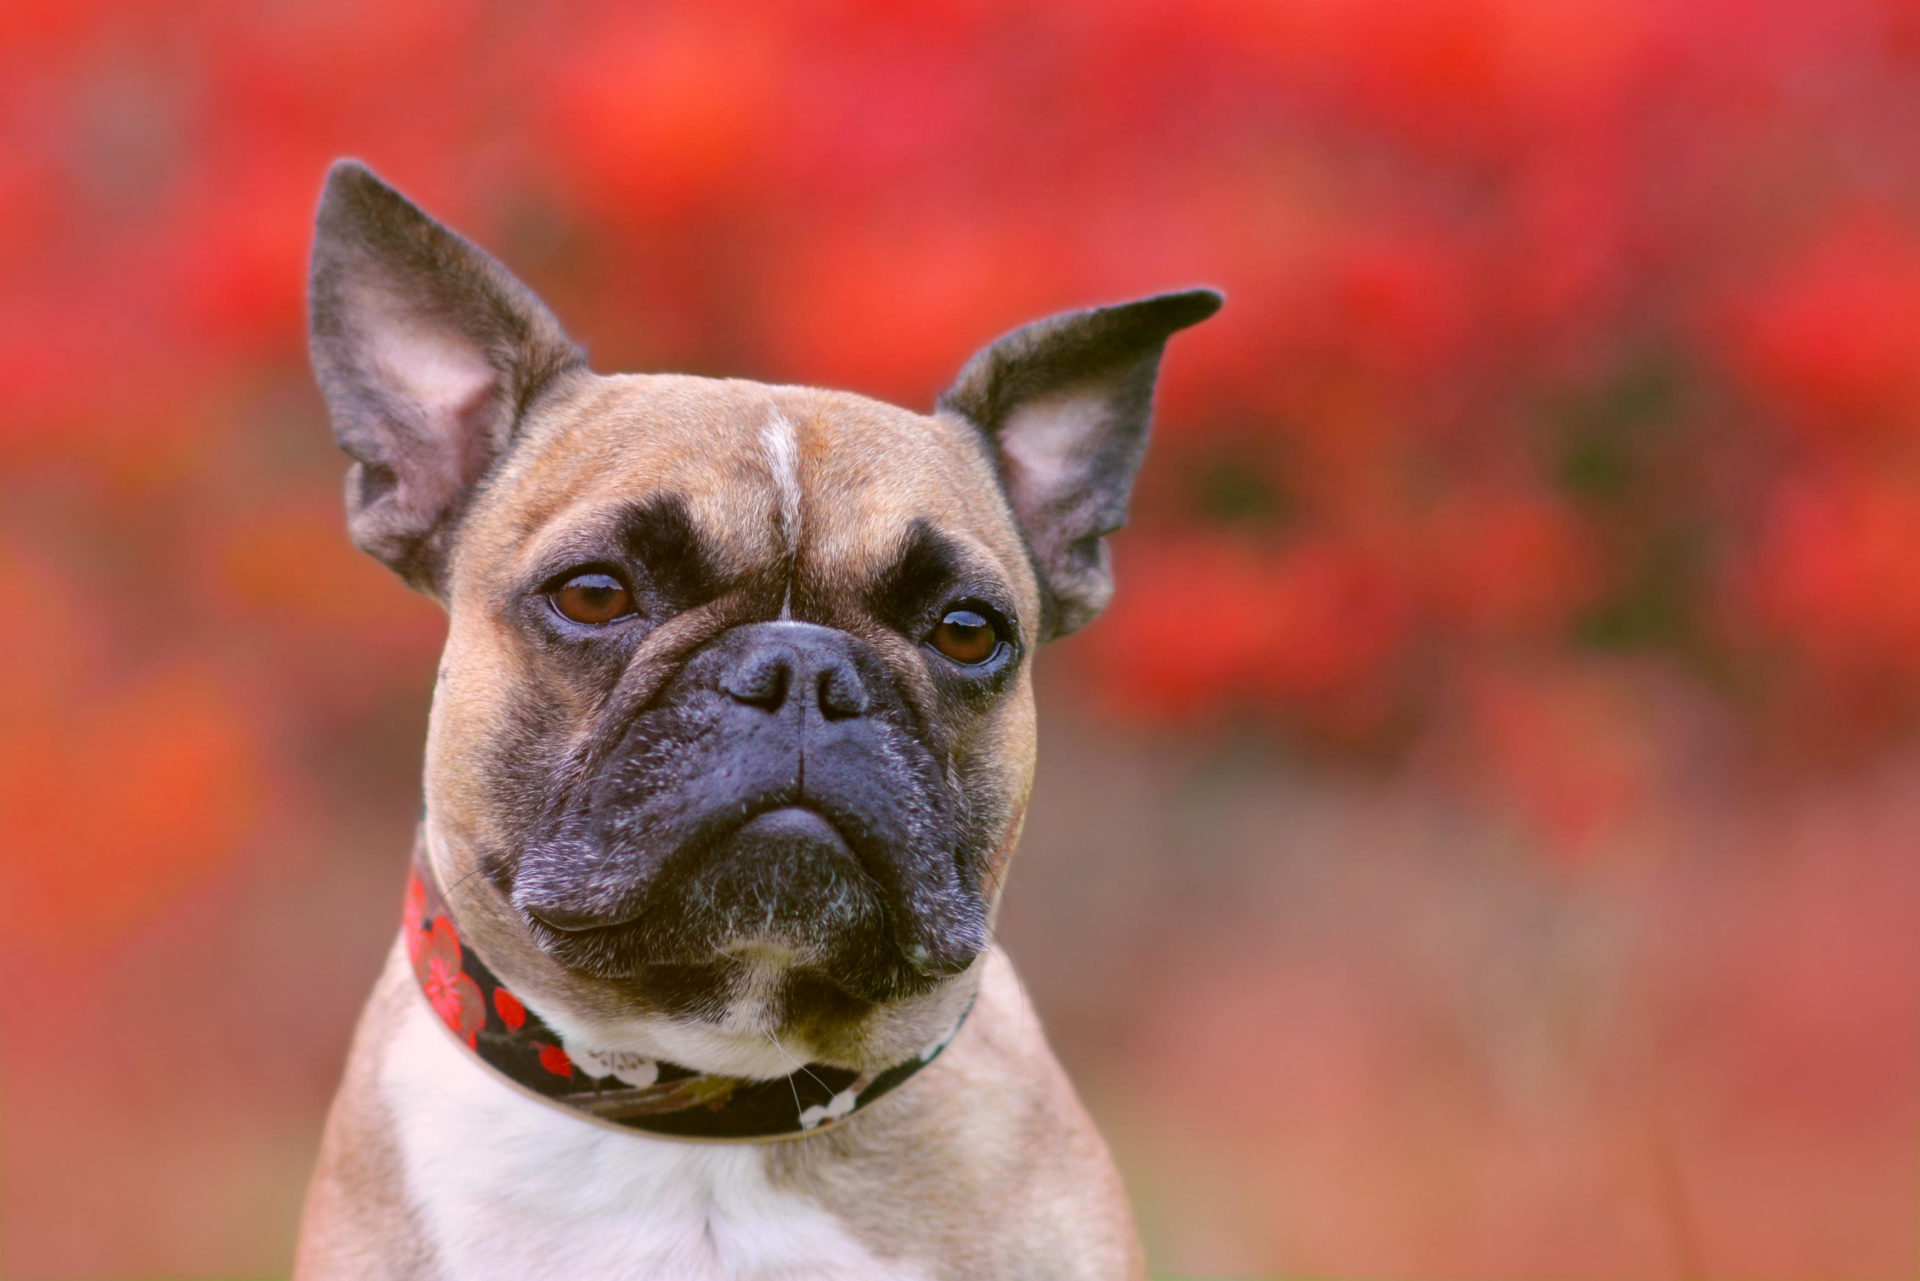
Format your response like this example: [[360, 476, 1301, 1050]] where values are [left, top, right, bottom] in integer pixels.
[[402, 847, 969, 1141]]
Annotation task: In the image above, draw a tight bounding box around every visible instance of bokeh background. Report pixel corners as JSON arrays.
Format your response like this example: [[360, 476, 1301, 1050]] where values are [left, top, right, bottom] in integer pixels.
[[5, 0, 1920, 1276]]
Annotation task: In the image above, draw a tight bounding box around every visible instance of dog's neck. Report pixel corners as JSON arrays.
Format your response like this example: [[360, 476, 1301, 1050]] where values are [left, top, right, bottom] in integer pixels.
[[401, 841, 970, 1141]]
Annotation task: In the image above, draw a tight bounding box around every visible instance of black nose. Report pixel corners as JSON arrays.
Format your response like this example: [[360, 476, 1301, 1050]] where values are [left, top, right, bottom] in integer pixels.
[[718, 622, 872, 720]]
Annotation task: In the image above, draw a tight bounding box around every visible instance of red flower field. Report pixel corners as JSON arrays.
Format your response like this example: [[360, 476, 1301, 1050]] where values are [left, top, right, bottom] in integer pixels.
[[3, 0, 1918, 1275]]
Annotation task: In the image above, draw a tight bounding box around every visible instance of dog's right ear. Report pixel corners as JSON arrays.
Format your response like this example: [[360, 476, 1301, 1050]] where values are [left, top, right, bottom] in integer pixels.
[[308, 159, 585, 595]]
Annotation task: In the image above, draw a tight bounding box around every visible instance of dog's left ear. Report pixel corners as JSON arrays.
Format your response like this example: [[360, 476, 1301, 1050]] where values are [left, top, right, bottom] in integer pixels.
[[308, 159, 585, 596], [938, 288, 1223, 639]]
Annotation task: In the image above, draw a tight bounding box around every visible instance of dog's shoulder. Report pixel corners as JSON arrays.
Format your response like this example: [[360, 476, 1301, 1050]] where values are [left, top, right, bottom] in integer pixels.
[[295, 941, 442, 1280]]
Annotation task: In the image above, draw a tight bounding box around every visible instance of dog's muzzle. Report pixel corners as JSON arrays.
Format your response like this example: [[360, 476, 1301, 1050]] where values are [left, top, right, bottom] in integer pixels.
[[514, 621, 987, 998]]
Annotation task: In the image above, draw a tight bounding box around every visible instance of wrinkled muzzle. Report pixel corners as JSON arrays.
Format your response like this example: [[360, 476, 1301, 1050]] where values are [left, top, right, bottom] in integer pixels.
[[513, 621, 988, 1001]]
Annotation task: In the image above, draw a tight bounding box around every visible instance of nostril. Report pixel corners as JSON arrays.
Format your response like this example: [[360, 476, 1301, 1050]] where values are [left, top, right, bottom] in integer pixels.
[[817, 664, 870, 720], [721, 650, 790, 711]]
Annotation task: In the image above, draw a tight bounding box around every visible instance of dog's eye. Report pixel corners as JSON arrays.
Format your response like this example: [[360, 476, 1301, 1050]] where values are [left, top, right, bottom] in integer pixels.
[[929, 608, 999, 665], [550, 572, 635, 625]]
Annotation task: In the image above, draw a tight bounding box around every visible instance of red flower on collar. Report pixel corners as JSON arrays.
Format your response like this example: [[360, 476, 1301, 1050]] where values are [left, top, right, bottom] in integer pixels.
[[398, 850, 972, 1137], [402, 874, 428, 959], [493, 987, 527, 1031], [404, 874, 485, 1047], [536, 1042, 574, 1078]]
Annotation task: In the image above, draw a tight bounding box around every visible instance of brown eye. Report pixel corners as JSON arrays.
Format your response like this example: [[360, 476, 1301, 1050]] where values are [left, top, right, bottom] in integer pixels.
[[550, 572, 634, 625], [930, 608, 1000, 665]]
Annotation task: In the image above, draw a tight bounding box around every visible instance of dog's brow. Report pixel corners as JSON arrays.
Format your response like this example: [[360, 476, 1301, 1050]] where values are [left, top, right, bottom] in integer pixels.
[[612, 494, 726, 606], [870, 519, 1012, 629]]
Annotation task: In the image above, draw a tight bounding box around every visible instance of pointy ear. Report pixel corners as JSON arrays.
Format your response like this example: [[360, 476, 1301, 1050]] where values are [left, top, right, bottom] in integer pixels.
[[938, 289, 1223, 639], [307, 159, 585, 596]]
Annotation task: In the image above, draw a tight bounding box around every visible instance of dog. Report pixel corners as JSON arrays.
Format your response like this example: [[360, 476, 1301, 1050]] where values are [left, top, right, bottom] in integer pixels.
[[292, 158, 1220, 1280]]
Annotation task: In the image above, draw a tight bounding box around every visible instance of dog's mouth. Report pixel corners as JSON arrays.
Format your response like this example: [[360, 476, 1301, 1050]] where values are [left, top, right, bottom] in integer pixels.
[[523, 802, 866, 936], [514, 794, 981, 1006]]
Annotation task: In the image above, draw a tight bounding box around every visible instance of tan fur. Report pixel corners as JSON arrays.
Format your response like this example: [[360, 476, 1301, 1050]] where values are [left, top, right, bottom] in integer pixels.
[[299, 946, 1142, 1279], [296, 374, 1142, 1277], [297, 941, 441, 1280], [763, 949, 1145, 1279], [424, 377, 1040, 1068]]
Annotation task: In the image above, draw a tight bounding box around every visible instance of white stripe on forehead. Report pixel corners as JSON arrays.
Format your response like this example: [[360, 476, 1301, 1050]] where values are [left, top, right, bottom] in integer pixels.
[[761, 408, 803, 549], [762, 407, 803, 617]]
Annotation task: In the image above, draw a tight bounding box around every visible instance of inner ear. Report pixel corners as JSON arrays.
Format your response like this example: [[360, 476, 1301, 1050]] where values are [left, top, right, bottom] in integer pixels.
[[354, 283, 502, 507], [994, 385, 1135, 518], [367, 292, 501, 430]]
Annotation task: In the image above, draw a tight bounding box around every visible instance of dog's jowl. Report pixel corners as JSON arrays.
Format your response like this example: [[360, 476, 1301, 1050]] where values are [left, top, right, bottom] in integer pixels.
[[293, 158, 1219, 1281]]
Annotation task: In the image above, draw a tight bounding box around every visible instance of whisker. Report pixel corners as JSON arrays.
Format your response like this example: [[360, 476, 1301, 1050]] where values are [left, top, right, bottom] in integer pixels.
[[765, 1028, 806, 1116], [757, 1022, 832, 1096]]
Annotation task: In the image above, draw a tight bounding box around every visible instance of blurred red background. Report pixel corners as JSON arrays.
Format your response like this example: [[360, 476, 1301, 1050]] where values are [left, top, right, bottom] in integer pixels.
[[4, 0, 1920, 1275]]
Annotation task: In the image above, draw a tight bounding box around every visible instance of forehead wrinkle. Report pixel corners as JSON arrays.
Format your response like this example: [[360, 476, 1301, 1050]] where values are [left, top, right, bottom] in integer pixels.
[[877, 519, 1011, 603], [505, 494, 658, 571], [489, 374, 777, 537], [803, 503, 1020, 615], [783, 394, 1030, 584], [512, 494, 761, 605], [493, 451, 788, 593]]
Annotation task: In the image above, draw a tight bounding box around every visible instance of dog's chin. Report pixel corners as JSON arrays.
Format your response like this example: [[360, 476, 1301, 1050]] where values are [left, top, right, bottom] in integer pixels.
[[522, 807, 966, 1013]]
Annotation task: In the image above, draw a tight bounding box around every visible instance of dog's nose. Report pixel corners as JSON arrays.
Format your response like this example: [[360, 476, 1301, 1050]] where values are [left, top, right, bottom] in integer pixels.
[[718, 622, 871, 720]]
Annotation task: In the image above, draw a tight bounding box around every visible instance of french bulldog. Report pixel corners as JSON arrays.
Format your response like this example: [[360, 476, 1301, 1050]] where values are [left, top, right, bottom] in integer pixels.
[[292, 158, 1220, 1280]]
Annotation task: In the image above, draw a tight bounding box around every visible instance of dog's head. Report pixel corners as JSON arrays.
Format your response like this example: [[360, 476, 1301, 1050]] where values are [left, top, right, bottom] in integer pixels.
[[309, 161, 1218, 1076]]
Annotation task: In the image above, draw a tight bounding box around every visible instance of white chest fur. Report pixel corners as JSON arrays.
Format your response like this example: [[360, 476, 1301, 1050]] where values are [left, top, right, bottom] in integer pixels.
[[381, 988, 927, 1281]]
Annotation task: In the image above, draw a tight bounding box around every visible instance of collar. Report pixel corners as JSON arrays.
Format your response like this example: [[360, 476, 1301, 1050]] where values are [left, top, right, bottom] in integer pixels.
[[401, 845, 971, 1141]]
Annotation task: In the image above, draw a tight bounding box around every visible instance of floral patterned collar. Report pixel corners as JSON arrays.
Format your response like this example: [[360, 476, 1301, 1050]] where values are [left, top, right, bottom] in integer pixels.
[[401, 844, 971, 1141]]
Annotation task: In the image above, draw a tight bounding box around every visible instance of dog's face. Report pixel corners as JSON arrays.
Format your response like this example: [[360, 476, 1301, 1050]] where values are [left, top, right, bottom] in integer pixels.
[[309, 161, 1217, 1076], [427, 381, 1040, 1066]]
